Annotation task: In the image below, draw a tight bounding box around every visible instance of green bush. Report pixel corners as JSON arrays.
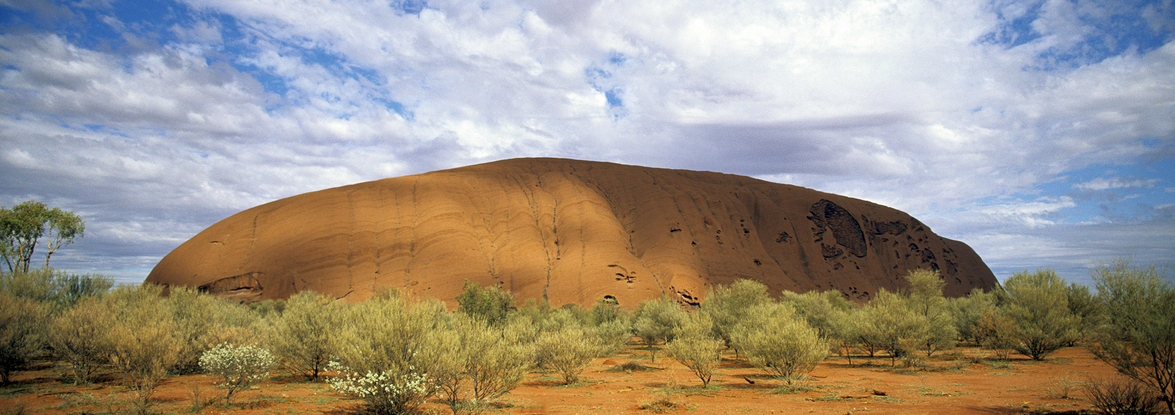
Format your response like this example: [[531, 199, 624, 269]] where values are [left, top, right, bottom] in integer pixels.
[[732, 302, 829, 382], [779, 289, 852, 339], [329, 294, 446, 414], [700, 279, 772, 352], [105, 284, 183, 405], [0, 294, 47, 383], [633, 296, 686, 362], [1090, 259, 1175, 415], [265, 290, 340, 380], [534, 326, 601, 384], [858, 290, 929, 365], [456, 280, 514, 326], [327, 361, 433, 415], [902, 269, 957, 357], [49, 296, 113, 384], [166, 287, 259, 374], [665, 312, 723, 387], [434, 314, 533, 413], [0, 268, 112, 311], [947, 288, 996, 343], [1000, 269, 1081, 360], [974, 307, 1017, 360], [199, 343, 275, 405]]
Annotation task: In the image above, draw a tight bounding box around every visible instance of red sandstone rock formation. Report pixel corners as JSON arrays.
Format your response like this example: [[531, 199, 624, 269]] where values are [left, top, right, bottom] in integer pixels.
[[146, 158, 997, 307]]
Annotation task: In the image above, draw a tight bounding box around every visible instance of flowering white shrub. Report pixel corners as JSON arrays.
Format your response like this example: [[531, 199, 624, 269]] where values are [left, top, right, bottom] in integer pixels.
[[198, 343, 275, 405], [327, 361, 432, 415]]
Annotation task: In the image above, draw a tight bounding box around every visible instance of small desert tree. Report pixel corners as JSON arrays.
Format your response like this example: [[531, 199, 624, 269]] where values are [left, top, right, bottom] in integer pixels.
[[165, 287, 260, 374], [902, 269, 958, 357], [1090, 259, 1175, 415], [948, 288, 996, 344], [266, 290, 340, 380], [632, 296, 686, 362], [974, 308, 1017, 360], [1066, 282, 1104, 343], [779, 289, 853, 339], [199, 343, 275, 406], [105, 284, 183, 406], [1000, 269, 1080, 360], [329, 294, 446, 414], [700, 279, 772, 352], [50, 296, 114, 384], [732, 302, 829, 383], [665, 311, 723, 387], [0, 201, 84, 274], [0, 294, 47, 383], [828, 306, 862, 364], [534, 326, 601, 385], [434, 314, 533, 413], [859, 290, 929, 366]]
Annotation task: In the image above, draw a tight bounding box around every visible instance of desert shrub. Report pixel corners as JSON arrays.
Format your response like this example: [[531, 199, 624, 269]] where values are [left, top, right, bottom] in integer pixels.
[[105, 284, 183, 406], [49, 296, 113, 384], [590, 296, 626, 325], [0, 269, 112, 311], [902, 269, 958, 357], [1090, 259, 1175, 415], [510, 298, 551, 325], [329, 294, 446, 414], [858, 290, 929, 366], [732, 302, 829, 382], [828, 307, 862, 364], [974, 308, 1017, 360], [1000, 269, 1081, 360], [536, 307, 585, 333], [51, 271, 114, 309], [779, 289, 853, 339], [591, 318, 633, 356], [0, 294, 48, 383], [1066, 282, 1104, 344], [199, 343, 275, 405], [665, 312, 723, 387], [700, 279, 772, 352], [948, 288, 996, 344], [266, 290, 340, 380], [328, 361, 433, 415], [633, 296, 687, 362], [434, 314, 533, 413], [534, 326, 601, 384], [456, 280, 514, 326], [1083, 378, 1162, 415], [167, 286, 253, 374], [248, 299, 286, 317]]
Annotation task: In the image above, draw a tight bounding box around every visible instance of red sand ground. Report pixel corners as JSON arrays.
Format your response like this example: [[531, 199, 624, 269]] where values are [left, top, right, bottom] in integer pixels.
[[1, 346, 1120, 414]]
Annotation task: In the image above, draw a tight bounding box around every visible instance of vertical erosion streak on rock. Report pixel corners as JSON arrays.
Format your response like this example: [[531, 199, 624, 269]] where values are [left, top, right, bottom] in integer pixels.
[[636, 170, 668, 295], [517, 173, 555, 303], [240, 214, 260, 275], [405, 178, 420, 290], [346, 191, 355, 293], [370, 186, 385, 293], [471, 188, 499, 285]]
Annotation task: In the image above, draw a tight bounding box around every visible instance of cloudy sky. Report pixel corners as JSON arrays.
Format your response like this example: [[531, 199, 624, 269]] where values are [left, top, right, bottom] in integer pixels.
[[2, 0, 1173, 287]]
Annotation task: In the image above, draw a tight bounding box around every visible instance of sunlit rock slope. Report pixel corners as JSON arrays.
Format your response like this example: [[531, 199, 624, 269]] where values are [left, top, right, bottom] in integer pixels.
[[147, 158, 997, 307]]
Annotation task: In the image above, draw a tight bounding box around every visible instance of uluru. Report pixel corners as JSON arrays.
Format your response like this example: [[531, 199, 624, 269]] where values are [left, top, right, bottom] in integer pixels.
[[147, 158, 998, 307]]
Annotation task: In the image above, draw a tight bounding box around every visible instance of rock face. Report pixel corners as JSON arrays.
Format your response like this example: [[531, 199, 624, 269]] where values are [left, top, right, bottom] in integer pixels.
[[146, 158, 997, 307]]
